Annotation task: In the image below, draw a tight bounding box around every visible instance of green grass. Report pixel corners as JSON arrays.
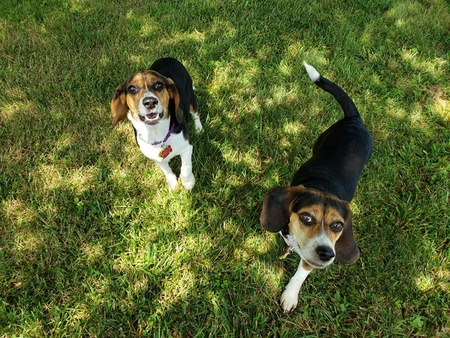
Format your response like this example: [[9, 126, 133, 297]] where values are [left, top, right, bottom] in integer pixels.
[[1, 0, 449, 336]]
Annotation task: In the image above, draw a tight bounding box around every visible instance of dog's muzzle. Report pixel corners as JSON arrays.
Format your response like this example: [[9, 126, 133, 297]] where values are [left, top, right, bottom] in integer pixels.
[[139, 96, 163, 124], [303, 246, 335, 269]]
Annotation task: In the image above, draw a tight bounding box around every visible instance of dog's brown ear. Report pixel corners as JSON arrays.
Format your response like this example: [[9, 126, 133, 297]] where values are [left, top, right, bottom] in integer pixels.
[[260, 186, 302, 233], [110, 83, 128, 128], [335, 211, 360, 264], [166, 78, 183, 123]]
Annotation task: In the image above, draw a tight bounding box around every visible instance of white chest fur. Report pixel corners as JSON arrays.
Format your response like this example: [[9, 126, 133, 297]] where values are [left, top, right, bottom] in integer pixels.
[[137, 131, 190, 163], [127, 112, 190, 163]]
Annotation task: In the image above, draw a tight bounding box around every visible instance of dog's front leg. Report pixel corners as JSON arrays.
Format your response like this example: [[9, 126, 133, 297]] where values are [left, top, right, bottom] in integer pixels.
[[179, 145, 195, 190], [280, 259, 313, 312], [156, 162, 179, 191]]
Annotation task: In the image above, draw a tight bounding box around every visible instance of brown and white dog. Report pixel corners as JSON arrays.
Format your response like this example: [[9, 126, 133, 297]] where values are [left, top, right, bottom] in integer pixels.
[[260, 62, 372, 312], [110, 57, 203, 191]]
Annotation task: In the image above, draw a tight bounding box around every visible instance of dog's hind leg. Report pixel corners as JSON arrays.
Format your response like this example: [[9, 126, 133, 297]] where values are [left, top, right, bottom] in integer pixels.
[[189, 87, 203, 133], [189, 103, 203, 133], [191, 111, 203, 133]]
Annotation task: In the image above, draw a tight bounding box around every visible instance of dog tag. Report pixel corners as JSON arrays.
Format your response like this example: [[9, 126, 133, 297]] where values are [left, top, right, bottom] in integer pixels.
[[279, 245, 293, 260], [159, 145, 172, 159]]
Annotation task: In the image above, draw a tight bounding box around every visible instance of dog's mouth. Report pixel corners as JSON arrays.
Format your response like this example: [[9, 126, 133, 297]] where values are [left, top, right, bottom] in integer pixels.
[[304, 258, 331, 269], [139, 112, 164, 125], [302, 253, 336, 269]]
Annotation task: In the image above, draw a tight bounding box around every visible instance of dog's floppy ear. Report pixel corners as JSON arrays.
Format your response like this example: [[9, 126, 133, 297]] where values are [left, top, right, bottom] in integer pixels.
[[166, 77, 183, 123], [110, 83, 129, 128], [335, 211, 360, 264], [260, 186, 303, 232]]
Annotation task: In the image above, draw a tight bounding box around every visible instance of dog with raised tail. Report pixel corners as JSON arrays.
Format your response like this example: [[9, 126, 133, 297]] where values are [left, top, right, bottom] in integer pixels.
[[260, 62, 372, 312]]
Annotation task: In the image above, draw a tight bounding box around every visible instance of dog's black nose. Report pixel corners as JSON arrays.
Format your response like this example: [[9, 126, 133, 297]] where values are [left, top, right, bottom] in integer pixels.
[[143, 97, 158, 109], [316, 246, 335, 261]]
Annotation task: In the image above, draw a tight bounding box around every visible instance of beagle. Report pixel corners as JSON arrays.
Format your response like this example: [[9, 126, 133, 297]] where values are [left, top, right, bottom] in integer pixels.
[[260, 62, 372, 312], [110, 57, 203, 191]]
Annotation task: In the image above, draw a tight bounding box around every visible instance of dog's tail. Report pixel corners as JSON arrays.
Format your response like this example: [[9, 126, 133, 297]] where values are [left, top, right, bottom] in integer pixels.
[[303, 62, 360, 118]]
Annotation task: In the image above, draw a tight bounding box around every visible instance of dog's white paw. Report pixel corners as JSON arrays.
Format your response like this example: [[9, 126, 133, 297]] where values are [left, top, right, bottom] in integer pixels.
[[166, 175, 179, 191], [181, 174, 195, 191], [280, 287, 299, 312]]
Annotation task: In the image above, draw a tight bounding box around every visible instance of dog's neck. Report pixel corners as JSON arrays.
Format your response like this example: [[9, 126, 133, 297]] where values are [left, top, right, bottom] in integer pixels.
[[127, 112, 173, 145], [291, 167, 352, 202]]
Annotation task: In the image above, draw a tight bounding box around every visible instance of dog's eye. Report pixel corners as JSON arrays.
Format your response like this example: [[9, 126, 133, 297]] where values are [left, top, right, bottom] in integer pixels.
[[153, 81, 165, 91], [330, 222, 344, 233], [127, 85, 139, 94], [299, 213, 314, 226]]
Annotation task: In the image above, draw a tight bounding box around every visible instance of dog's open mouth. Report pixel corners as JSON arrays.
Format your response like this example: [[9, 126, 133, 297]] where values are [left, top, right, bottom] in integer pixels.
[[139, 112, 163, 125]]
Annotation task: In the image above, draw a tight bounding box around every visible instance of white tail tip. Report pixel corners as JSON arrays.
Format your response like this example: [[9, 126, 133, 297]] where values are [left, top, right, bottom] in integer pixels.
[[303, 61, 321, 82]]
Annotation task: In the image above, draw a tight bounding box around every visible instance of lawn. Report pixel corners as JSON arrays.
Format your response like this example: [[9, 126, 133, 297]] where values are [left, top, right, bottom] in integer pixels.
[[1, 0, 449, 336]]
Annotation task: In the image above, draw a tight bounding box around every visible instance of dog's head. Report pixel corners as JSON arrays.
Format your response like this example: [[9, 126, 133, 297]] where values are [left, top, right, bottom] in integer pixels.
[[260, 185, 359, 268], [110, 70, 181, 128]]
